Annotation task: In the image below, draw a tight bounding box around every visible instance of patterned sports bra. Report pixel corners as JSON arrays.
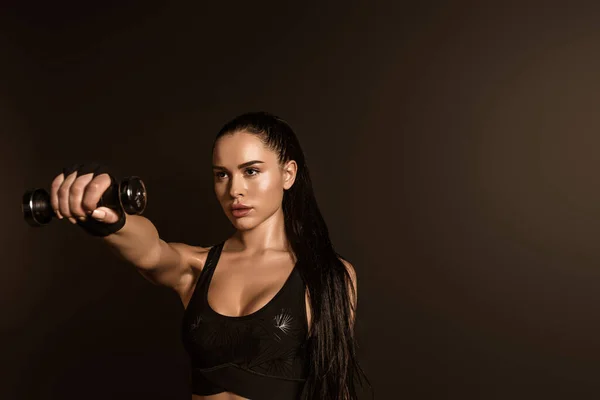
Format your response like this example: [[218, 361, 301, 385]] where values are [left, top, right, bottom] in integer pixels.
[[181, 240, 310, 399]]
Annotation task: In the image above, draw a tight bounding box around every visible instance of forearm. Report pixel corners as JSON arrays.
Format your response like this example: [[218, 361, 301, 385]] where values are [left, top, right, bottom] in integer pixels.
[[101, 214, 161, 269]]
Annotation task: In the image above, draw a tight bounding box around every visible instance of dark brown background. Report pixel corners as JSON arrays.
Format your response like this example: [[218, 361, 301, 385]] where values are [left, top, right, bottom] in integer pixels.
[[2, 1, 600, 399]]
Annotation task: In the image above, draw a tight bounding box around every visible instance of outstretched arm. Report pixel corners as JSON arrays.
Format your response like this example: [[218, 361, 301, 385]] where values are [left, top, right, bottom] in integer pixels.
[[103, 214, 198, 292]]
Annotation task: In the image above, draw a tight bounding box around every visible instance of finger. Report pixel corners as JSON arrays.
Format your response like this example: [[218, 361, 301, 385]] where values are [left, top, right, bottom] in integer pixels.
[[90, 206, 120, 224], [81, 174, 112, 215], [57, 171, 78, 220], [63, 163, 82, 178], [50, 173, 65, 219], [78, 162, 106, 177], [69, 172, 95, 219]]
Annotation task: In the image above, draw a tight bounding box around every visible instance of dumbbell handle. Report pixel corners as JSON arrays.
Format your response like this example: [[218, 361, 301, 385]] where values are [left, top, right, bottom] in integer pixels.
[[22, 176, 147, 227]]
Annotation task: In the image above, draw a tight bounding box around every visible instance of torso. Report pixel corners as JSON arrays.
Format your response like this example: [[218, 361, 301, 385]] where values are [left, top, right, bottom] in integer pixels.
[[175, 240, 312, 400]]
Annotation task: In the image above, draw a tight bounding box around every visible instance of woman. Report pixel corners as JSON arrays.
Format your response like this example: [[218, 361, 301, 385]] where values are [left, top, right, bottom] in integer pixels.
[[50, 112, 371, 399]]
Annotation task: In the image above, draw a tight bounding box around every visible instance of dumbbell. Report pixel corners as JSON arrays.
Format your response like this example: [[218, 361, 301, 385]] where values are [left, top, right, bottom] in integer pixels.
[[22, 176, 147, 227]]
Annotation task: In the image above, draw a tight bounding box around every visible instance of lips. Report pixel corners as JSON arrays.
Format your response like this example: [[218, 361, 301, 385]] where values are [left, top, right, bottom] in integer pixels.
[[231, 206, 253, 218], [231, 204, 251, 211]]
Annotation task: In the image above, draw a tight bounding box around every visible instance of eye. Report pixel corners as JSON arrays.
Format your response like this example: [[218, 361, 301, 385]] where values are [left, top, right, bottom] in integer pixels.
[[214, 168, 259, 180]]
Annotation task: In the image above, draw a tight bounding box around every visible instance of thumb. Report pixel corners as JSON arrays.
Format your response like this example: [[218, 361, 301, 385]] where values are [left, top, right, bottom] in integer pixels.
[[90, 207, 120, 224]]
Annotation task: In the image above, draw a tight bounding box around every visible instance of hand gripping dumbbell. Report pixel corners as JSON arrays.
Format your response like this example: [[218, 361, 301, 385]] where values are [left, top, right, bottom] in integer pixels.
[[22, 176, 147, 227]]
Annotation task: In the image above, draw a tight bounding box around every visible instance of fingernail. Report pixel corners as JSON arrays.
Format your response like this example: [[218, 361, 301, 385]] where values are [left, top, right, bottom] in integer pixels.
[[68, 217, 77, 224], [92, 209, 106, 219], [78, 216, 87, 222]]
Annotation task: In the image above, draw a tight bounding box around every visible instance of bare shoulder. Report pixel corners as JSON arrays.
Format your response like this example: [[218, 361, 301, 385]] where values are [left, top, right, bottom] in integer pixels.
[[339, 257, 358, 326], [168, 242, 211, 272], [165, 242, 217, 309], [137, 241, 210, 296], [338, 257, 357, 291]]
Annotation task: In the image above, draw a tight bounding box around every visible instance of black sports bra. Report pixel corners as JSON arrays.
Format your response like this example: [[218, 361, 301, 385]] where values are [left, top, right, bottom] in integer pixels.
[[181, 241, 310, 399]]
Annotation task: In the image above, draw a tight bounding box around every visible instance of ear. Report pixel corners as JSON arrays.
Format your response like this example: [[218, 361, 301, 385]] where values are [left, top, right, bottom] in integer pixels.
[[282, 160, 297, 190]]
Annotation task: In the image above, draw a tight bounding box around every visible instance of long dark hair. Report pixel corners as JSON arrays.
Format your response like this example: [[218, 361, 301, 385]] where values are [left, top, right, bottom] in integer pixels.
[[213, 112, 372, 399]]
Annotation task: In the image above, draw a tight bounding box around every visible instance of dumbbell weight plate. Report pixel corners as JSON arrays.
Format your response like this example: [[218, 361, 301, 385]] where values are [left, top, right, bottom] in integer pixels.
[[119, 176, 147, 215], [22, 188, 54, 227]]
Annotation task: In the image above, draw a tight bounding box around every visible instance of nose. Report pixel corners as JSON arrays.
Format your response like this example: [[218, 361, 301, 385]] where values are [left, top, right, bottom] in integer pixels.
[[228, 173, 246, 198]]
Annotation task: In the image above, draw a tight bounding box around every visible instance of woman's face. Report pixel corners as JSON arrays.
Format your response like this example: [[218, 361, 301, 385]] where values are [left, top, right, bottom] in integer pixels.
[[212, 130, 296, 230]]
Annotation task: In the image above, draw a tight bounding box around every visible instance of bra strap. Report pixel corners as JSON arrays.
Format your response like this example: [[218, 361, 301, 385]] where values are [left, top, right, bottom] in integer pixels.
[[204, 240, 224, 271]]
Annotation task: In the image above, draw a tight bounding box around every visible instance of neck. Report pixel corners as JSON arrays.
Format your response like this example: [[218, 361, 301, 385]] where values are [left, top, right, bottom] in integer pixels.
[[228, 207, 290, 255]]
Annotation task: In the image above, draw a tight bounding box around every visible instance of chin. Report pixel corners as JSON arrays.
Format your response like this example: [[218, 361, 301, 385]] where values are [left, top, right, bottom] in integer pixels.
[[229, 216, 256, 229], [233, 222, 257, 232]]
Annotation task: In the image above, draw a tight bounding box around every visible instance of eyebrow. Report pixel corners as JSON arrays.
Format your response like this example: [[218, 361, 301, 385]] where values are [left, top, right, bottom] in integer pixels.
[[212, 160, 265, 170]]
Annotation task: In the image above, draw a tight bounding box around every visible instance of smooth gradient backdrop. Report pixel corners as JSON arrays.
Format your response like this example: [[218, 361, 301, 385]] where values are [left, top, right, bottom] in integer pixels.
[[2, 1, 600, 399]]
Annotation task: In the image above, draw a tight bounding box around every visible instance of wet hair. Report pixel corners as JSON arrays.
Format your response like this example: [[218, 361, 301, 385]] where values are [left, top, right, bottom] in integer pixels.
[[212, 112, 372, 399]]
